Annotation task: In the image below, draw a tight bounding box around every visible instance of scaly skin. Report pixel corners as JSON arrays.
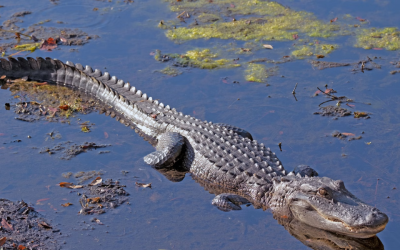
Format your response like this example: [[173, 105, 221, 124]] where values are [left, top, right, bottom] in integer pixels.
[[0, 57, 388, 238]]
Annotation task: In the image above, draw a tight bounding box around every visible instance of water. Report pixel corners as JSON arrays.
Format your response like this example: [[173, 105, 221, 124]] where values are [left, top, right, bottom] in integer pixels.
[[0, 0, 399, 249]]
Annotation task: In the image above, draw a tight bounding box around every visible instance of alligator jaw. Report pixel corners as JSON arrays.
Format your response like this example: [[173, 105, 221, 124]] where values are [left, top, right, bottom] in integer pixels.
[[288, 192, 388, 238]]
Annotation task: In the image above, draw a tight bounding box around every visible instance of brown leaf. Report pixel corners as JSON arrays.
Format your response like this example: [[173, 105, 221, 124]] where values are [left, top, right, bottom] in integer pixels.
[[40, 37, 57, 51], [292, 34, 299, 40], [324, 89, 334, 94], [330, 17, 338, 23], [59, 105, 69, 110], [59, 182, 83, 189], [0, 75, 6, 79], [18, 245, 26, 250], [0, 237, 6, 246], [354, 111, 368, 118], [342, 133, 355, 137], [316, 54, 325, 59], [93, 218, 104, 225], [61, 202, 73, 207], [240, 48, 251, 52], [38, 221, 52, 229], [135, 182, 152, 188], [356, 17, 366, 22], [262, 44, 273, 49], [15, 33, 21, 39], [1, 218, 13, 231], [89, 177, 102, 186], [87, 197, 101, 203], [104, 132, 109, 139], [36, 198, 50, 204]]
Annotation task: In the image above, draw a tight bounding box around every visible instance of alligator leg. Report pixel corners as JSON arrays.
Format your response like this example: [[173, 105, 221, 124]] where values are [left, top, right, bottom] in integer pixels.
[[143, 132, 185, 168], [212, 193, 250, 212], [293, 165, 319, 177], [214, 123, 253, 140]]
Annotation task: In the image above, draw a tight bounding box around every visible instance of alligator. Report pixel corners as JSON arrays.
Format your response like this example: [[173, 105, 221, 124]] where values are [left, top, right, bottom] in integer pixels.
[[0, 57, 389, 238]]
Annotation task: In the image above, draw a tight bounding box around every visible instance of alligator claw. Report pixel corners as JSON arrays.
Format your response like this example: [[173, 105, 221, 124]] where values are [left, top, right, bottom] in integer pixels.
[[212, 193, 250, 212]]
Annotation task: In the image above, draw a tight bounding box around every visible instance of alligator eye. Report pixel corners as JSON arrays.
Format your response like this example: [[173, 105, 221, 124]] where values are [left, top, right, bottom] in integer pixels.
[[318, 188, 327, 196]]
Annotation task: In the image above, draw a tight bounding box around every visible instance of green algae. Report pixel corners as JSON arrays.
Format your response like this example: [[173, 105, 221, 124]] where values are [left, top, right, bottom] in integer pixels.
[[292, 43, 338, 58], [355, 27, 400, 50], [165, 0, 339, 42], [245, 63, 268, 82], [155, 49, 241, 69], [158, 66, 182, 76]]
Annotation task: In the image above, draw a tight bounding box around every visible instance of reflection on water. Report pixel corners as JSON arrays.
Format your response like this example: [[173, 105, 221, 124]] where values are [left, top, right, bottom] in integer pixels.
[[277, 217, 384, 250]]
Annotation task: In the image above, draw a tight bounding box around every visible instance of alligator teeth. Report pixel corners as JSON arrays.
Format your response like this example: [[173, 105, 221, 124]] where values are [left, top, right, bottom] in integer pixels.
[[66, 61, 74, 67], [159, 103, 164, 108], [165, 105, 170, 110], [136, 90, 142, 96], [148, 97, 153, 101], [142, 93, 148, 99], [154, 100, 159, 105], [125, 83, 132, 90]]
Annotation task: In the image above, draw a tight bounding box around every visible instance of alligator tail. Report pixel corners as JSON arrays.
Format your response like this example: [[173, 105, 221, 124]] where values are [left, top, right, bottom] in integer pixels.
[[0, 57, 158, 145]]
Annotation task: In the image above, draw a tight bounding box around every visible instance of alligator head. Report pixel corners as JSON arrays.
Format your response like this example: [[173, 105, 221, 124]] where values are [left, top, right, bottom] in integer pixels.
[[270, 173, 388, 238]]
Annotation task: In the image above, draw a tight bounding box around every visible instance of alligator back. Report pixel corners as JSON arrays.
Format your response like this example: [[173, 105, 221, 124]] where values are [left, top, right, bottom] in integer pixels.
[[0, 57, 288, 205]]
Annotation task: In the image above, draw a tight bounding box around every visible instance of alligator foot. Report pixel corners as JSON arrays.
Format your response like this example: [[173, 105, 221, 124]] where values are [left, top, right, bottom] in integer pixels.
[[214, 123, 253, 140], [212, 193, 250, 212], [291, 165, 319, 177], [143, 132, 185, 167]]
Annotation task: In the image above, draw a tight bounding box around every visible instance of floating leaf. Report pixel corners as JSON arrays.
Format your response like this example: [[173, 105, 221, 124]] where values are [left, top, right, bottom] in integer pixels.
[[366, 142, 372, 145], [93, 218, 104, 225], [342, 133, 355, 137], [135, 182, 152, 188], [240, 48, 251, 52], [104, 132, 109, 139], [316, 54, 325, 58], [61, 202, 73, 207], [59, 182, 83, 189], [81, 126, 90, 133], [1, 218, 13, 231], [356, 17, 366, 22], [40, 37, 57, 51], [292, 34, 299, 40], [89, 177, 102, 186], [59, 105, 69, 110], [354, 111, 368, 118], [330, 17, 338, 23], [263, 44, 273, 49], [0, 237, 6, 247], [36, 198, 50, 204], [17, 245, 26, 250], [87, 197, 101, 203], [38, 221, 52, 229]]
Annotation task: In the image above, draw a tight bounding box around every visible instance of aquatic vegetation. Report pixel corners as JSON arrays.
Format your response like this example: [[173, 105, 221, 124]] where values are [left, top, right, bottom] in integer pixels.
[[292, 43, 338, 58], [155, 49, 241, 69], [355, 27, 400, 50], [165, 0, 340, 42], [158, 66, 182, 76], [245, 63, 267, 82], [163, 0, 400, 53]]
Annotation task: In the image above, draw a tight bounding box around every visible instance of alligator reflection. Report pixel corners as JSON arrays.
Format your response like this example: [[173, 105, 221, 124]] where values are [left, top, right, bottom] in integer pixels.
[[156, 167, 384, 250]]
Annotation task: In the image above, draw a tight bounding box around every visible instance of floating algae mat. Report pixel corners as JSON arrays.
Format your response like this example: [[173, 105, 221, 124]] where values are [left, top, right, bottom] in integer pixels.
[[155, 49, 241, 69], [292, 43, 338, 58], [161, 0, 400, 51], [164, 0, 340, 41]]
